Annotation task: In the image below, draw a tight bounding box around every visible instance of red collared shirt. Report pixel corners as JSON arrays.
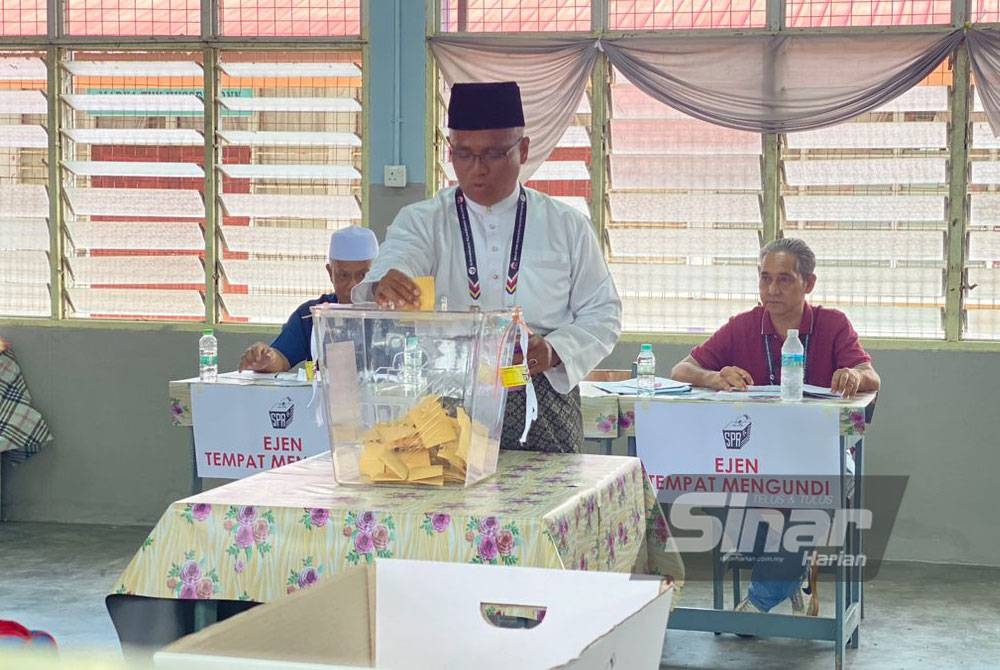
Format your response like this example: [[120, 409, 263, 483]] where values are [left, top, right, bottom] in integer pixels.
[[690, 303, 871, 387]]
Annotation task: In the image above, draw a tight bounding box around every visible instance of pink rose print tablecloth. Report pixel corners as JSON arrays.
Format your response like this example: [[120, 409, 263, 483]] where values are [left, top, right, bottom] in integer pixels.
[[110, 451, 685, 606], [579, 382, 873, 440]]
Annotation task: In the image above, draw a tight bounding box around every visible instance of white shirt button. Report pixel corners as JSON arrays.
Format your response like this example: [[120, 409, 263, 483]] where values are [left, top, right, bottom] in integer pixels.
[[492, 246, 499, 252], [492, 274, 499, 280]]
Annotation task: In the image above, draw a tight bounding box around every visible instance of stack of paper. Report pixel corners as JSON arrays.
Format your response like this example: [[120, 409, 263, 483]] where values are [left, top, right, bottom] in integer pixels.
[[217, 371, 311, 386], [803, 384, 844, 399], [591, 377, 691, 396], [714, 384, 843, 400]]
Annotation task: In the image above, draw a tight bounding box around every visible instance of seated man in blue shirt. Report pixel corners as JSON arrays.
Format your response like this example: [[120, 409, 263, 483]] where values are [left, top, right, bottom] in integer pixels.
[[238, 226, 379, 373]]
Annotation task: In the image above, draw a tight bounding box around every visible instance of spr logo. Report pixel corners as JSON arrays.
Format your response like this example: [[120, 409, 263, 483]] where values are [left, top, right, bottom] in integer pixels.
[[269, 396, 295, 430], [722, 414, 751, 450]]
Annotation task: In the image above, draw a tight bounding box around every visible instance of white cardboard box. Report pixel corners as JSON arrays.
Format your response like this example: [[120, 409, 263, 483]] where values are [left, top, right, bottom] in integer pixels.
[[155, 558, 674, 670]]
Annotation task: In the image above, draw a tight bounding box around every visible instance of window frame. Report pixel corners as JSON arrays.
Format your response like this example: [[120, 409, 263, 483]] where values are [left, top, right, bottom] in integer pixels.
[[0, 0, 370, 329], [428, 0, 1000, 349]]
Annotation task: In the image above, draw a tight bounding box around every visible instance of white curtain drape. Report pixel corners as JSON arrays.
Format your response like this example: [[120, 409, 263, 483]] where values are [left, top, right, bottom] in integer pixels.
[[431, 28, 1000, 159], [968, 28, 1000, 136], [430, 37, 599, 180], [600, 31, 963, 133]]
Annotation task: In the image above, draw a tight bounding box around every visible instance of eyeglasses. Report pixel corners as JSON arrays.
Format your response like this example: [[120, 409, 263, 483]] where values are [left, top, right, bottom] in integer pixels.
[[448, 137, 523, 167]]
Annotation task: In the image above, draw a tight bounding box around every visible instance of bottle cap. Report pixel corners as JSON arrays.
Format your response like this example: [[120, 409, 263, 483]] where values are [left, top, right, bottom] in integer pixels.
[[202, 329, 213, 335], [640, 343, 652, 351]]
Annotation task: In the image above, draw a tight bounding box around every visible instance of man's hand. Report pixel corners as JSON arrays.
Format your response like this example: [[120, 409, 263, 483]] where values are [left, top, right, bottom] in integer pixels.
[[373, 269, 421, 310], [831, 367, 862, 397], [512, 334, 561, 377], [239, 343, 290, 373], [713, 366, 754, 391]]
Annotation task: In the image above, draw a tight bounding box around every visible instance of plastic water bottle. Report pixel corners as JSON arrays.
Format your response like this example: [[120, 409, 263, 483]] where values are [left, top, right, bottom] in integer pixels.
[[198, 329, 218, 382], [636, 343, 656, 397], [402, 334, 422, 394], [781, 328, 804, 402]]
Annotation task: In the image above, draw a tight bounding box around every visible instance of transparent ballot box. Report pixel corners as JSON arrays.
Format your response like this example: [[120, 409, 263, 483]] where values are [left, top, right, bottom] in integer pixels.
[[312, 305, 516, 487]]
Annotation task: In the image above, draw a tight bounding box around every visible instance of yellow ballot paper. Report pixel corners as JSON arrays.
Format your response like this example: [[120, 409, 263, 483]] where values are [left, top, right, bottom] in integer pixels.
[[413, 276, 436, 311], [357, 395, 473, 485]]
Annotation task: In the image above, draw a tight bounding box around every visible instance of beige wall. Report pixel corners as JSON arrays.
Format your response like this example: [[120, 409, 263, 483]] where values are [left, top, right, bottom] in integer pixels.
[[601, 343, 1000, 567], [4, 0, 999, 567], [4, 307, 1000, 565]]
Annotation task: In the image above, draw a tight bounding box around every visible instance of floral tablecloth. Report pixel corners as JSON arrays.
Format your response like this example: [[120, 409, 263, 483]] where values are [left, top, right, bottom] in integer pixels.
[[110, 451, 685, 605], [580, 383, 874, 440], [0, 347, 52, 462], [170, 380, 633, 438], [172, 380, 871, 443]]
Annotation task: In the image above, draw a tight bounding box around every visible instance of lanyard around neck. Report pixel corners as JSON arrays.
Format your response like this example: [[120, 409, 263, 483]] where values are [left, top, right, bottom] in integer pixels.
[[455, 186, 527, 301], [762, 306, 818, 384], [763, 332, 811, 385]]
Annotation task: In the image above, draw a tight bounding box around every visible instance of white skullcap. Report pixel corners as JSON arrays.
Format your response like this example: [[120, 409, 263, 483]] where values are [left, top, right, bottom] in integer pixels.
[[328, 226, 379, 262]]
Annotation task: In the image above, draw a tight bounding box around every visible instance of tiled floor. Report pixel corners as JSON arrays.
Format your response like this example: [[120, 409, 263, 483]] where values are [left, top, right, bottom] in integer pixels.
[[1, 522, 998, 669]]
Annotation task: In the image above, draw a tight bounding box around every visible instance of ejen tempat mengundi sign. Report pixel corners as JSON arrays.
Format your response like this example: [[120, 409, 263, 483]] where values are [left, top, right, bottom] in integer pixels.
[[191, 383, 329, 479], [634, 401, 842, 508]]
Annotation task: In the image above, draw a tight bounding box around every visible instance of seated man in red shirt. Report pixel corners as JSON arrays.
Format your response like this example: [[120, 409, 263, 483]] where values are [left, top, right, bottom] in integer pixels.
[[672, 237, 879, 396], [671, 237, 880, 615]]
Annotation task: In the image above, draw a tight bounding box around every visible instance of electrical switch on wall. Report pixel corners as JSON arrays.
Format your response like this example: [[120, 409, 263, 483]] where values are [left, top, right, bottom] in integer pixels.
[[384, 165, 407, 188]]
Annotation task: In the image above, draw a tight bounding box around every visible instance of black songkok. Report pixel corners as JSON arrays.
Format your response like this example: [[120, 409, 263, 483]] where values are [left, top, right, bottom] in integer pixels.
[[447, 81, 525, 130]]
